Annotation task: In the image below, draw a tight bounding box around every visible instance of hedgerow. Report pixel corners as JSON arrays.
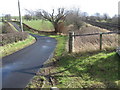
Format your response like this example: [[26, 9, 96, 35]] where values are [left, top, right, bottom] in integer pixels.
[[1, 32, 28, 46], [1, 22, 29, 46]]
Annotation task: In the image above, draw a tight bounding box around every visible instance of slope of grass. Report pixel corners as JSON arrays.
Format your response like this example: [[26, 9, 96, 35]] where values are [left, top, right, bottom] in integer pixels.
[[50, 51, 120, 88], [23, 20, 53, 31], [26, 31, 120, 89], [0, 35, 35, 58], [74, 24, 118, 52]]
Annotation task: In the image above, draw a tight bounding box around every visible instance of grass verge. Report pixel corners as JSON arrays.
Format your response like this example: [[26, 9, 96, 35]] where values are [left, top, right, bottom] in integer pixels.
[[26, 31, 120, 89], [7, 22, 18, 32], [48, 51, 120, 88], [0, 35, 36, 58]]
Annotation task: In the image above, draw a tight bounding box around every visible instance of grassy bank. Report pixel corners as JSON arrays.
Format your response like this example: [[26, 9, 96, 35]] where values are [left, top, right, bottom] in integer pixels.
[[23, 20, 53, 31], [27, 50, 120, 88], [0, 35, 36, 58], [74, 24, 118, 53], [26, 31, 120, 89], [48, 51, 120, 88]]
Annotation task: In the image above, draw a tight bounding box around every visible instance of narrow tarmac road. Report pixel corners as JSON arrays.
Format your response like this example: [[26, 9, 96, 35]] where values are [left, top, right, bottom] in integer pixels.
[[2, 29, 57, 88]]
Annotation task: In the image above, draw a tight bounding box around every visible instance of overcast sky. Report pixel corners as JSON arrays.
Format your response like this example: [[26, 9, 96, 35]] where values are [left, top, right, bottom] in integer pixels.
[[0, 0, 119, 17]]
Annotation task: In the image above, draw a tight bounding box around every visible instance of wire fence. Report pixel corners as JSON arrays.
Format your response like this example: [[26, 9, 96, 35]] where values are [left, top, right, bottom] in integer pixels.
[[68, 31, 120, 53]]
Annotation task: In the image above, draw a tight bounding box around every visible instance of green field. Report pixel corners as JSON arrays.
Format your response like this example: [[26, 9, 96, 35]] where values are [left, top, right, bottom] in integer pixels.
[[23, 20, 53, 31]]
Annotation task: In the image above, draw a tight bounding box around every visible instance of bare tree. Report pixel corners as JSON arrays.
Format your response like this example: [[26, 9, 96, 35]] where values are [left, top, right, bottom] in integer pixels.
[[66, 8, 83, 30], [103, 13, 109, 21], [24, 14, 32, 21], [94, 13, 101, 21], [4, 14, 11, 21], [25, 9, 36, 20], [111, 14, 118, 24], [81, 12, 88, 20], [35, 11, 43, 20], [36, 8, 68, 33]]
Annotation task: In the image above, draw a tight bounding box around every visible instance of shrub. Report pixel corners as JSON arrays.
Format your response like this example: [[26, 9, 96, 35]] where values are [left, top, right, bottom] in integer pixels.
[[2, 23, 16, 34], [1, 22, 29, 46], [1, 32, 28, 46]]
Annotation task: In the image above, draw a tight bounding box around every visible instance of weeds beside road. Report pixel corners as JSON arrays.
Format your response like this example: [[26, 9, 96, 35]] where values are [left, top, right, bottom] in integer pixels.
[[1, 35, 35, 58]]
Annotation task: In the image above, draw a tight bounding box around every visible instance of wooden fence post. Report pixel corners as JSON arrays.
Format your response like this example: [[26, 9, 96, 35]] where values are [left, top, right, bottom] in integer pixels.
[[69, 32, 75, 53], [100, 33, 103, 50]]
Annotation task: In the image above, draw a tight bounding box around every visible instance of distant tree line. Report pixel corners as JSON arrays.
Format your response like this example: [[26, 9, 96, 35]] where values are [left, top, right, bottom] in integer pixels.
[[2, 14, 11, 21], [2, 8, 119, 33], [23, 8, 119, 33], [2, 14, 18, 21], [86, 13, 119, 24]]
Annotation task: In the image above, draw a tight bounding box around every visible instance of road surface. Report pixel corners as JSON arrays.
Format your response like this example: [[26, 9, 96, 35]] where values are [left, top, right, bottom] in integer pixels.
[[2, 23, 57, 88]]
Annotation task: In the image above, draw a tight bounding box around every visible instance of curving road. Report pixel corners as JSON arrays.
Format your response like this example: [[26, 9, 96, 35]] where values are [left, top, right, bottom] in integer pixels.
[[2, 23, 57, 88]]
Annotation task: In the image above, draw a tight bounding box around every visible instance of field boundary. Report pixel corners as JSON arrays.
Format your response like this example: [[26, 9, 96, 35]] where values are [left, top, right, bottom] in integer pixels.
[[12, 21, 55, 35], [85, 20, 120, 31], [7, 22, 18, 31], [68, 31, 120, 53], [1, 21, 36, 57], [1, 35, 36, 58]]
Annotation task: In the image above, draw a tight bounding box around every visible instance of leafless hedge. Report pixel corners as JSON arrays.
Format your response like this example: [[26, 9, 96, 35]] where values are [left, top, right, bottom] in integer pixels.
[[0, 32, 28, 46], [1, 22, 28, 46]]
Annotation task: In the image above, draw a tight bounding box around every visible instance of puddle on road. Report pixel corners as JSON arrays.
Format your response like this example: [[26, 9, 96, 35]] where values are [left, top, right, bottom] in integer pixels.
[[2, 61, 22, 74], [2, 64, 18, 79], [42, 45, 49, 49], [46, 40, 52, 42], [2, 64, 17, 72]]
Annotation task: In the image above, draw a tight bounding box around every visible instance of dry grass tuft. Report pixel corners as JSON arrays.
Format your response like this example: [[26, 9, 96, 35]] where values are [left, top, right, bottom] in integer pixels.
[[74, 24, 119, 53]]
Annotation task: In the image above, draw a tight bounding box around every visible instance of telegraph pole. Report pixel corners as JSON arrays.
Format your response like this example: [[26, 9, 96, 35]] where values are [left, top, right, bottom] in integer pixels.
[[18, 0, 23, 32]]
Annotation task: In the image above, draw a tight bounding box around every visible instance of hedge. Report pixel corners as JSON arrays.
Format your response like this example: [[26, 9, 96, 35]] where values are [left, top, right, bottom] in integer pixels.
[[1, 32, 28, 46]]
